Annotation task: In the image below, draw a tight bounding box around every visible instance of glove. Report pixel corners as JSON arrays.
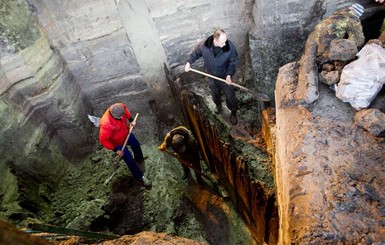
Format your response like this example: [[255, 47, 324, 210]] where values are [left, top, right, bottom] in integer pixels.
[[158, 144, 166, 151], [181, 160, 192, 168], [225, 75, 232, 85], [184, 62, 191, 72]]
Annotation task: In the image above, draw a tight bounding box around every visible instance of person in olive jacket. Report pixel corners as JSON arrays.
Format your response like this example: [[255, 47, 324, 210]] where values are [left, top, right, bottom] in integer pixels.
[[159, 126, 205, 187]]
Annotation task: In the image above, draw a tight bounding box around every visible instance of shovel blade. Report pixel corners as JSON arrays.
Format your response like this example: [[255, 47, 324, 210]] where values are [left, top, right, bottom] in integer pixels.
[[254, 91, 271, 102], [104, 171, 117, 185], [217, 185, 229, 198]]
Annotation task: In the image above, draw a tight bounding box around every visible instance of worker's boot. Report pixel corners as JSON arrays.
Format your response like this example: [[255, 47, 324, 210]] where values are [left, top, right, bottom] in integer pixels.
[[214, 103, 222, 114], [183, 167, 191, 180], [230, 111, 238, 125], [196, 175, 205, 189], [142, 176, 152, 187]]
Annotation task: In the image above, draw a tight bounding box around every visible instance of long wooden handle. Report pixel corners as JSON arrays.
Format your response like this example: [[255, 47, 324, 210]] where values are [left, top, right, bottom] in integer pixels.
[[189, 68, 250, 92], [118, 113, 139, 160], [105, 114, 139, 185], [190, 68, 271, 102]]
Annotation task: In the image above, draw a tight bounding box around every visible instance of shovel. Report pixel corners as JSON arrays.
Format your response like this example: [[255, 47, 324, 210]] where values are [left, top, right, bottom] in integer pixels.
[[104, 113, 139, 185], [189, 68, 271, 102]]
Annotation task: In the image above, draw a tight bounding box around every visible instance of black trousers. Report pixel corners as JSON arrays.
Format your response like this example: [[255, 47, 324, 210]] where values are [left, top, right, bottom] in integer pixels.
[[180, 151, 204, 185], [208, 78, 238, 112]]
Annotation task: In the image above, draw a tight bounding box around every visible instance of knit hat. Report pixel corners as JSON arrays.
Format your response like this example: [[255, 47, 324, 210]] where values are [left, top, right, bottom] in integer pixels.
[[110, 104, 125, 119], [172, 134, 186, 152], [349, 3, 364, 18]]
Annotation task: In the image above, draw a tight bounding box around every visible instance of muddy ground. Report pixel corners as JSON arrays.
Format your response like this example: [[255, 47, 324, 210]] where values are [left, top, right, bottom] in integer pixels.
[[36, 84, 264, 244]]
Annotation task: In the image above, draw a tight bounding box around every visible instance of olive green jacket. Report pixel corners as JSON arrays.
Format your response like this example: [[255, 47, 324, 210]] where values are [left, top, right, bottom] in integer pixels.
[[310, 9, 365, 57]]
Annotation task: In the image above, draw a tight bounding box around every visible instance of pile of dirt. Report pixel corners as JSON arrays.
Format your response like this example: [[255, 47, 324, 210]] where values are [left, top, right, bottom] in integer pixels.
[[99, 231, 207, 245], [275, 61, 385, 243]]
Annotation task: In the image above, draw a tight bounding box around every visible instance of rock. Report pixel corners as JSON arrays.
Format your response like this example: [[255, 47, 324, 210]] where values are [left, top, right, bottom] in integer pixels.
[[65, 199, 106, 230], [379, 30, 385, 46], [322, 63, 335, 72], [319, 70, 340, 85], [367, 39, 383, 48], [329, 39, 358, 61], [333, 60, 346, 72], [354, 109, 385, 136]]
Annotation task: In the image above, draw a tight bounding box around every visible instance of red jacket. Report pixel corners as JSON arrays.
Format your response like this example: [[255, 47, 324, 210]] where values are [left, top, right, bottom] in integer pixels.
[[99, 103, 132, 150]]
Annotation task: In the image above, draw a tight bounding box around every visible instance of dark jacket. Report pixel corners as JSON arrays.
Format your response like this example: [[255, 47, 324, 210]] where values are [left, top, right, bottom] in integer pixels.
[[188, 35, 238, 79]]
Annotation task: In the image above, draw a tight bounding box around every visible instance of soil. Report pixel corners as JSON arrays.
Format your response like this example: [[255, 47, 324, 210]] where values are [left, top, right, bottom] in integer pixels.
[[11, 47, 277, 244], [275, 70, 385, 244], [40, 106, 258, 244]]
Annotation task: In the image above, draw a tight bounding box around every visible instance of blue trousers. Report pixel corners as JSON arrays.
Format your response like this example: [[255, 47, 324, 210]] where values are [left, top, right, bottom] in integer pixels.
[[115, 133, 144, 180]]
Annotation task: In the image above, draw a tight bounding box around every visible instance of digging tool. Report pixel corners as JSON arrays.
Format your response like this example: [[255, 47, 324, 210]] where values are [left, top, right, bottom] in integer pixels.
[[159, 147, 228, 198], [87, 114, 100, 127], [189, 68, 271, 102], [27, 223, 120, 241], [104, 113, 139, 185]]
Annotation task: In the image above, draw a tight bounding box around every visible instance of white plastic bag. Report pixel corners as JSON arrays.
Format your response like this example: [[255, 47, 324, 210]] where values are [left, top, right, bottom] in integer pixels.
[[336, 43, 385, 110], [87, 114, 101, 127]]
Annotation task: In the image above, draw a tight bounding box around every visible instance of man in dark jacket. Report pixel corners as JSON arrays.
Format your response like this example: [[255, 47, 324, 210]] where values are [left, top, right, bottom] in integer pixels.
[[185, 29, 239, 125], [158, 126, 205, 187]]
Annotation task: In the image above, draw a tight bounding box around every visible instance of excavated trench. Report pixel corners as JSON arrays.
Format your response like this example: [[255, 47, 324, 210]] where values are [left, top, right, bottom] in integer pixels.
[[2, 2, 385, 244], [6, 12, 385, 243], [81, 67, 279, 244], [85, 13, 384, 244], [0, 20, 277, 240], [2, 63, 279, 244], [163, 67, 278, 244]]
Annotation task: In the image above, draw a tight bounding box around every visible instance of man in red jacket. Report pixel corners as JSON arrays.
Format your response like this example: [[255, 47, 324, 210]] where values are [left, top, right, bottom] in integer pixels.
[[99, 103, 151, 187]]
